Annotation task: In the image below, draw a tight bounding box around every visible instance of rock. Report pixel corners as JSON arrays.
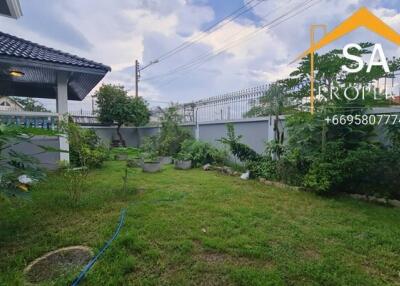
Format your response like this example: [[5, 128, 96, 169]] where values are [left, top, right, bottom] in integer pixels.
[[240, 171, 250, 180], [259, 178, 266, 183], [201, 228, 207, 233], [233, 171, 241, 177], [375, 197, 388, 204], [222, 166, 233, 175], [349, 194, 367, 200], [388, 199, 400, 208], [203, 164, 212, 171], [18, 175, 34, 185]]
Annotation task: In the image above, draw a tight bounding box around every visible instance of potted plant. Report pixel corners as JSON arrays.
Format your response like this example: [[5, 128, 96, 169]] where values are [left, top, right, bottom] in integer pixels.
[[158, 155, 172, 165], [174, 151, 192, 170], [141, 152, 161, 173], [140, 136, 162, 172]]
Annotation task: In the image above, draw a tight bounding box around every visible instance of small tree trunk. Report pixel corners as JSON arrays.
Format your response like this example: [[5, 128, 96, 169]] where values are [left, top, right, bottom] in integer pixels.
[[116, 123, 126, 147], [274, 114, 281, 160]]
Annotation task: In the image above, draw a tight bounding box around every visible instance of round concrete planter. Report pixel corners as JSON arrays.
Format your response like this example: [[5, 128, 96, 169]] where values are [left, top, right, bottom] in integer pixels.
[[24, 246, 93, 284], [142, 161, 162, 173], [127, 158, 143, 168], [175, 160, 192, 170], [158, 156, 173, 165], [115, 154, 128, 161]]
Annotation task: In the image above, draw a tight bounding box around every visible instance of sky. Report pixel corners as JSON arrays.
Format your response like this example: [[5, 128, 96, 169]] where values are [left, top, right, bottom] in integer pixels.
[[1, 0, 400, 111]]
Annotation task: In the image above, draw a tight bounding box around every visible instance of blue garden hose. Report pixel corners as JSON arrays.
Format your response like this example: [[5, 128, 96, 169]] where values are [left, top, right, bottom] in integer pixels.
[[71, 208, 127, 286]]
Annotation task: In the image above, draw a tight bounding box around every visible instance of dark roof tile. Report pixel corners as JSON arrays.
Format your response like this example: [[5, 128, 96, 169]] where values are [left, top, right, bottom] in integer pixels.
[[0, 31, 111, 72]]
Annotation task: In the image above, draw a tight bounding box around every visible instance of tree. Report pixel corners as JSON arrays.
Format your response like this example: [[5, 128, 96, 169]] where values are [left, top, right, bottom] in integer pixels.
[[11, 97, 50, 112], [95, 84, 150, 146]]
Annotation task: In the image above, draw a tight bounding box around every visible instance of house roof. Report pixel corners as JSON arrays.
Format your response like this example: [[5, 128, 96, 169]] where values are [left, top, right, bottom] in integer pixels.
[[0, 31, 111, 72], [0, 95, 24, 108], [0, 0, 22, 19], [0, 31, 111, 101]]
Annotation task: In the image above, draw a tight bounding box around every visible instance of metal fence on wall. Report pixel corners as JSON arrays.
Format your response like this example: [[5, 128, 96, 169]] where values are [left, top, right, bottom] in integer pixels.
[[181, 84, 270, 123]]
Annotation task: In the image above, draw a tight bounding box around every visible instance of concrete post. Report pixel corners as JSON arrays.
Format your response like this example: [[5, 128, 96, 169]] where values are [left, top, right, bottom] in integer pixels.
[[56, 72, 70, 163]]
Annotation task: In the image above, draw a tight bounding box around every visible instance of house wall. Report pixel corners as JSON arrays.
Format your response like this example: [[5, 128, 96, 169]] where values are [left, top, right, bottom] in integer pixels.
[[4, 136, 61, 170]]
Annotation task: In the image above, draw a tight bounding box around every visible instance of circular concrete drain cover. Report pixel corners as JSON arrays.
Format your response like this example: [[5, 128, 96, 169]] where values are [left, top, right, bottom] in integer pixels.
[[24, 246, 93, 284]]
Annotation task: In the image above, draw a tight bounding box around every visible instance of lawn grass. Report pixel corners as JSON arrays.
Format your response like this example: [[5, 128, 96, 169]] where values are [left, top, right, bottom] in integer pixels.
[[0, 161, 399, 285]]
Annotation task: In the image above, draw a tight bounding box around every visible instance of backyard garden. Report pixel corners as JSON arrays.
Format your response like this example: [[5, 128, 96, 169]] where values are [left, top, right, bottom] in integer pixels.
[[1, 44, 400, 285]]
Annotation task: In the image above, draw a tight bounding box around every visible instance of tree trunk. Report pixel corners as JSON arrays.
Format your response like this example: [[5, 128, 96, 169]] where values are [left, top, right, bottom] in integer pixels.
[[274, 113, 281, 160], [116, 123, 126, 147]]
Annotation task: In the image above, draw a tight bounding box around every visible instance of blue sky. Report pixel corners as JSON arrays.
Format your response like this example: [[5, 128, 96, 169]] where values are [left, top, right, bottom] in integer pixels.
[[0, 0, 400, 111]]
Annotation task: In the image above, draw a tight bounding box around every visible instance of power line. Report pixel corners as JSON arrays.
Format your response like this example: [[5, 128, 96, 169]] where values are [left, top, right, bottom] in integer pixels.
[[143, 0, 318, 84], [143, 0, 307, 82], [153, 0, 319, 90], [153, 0, 261, 63]]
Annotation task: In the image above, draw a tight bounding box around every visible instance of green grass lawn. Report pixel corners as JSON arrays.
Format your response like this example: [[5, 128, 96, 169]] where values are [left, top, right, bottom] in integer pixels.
[[1, 161, 399, 285]]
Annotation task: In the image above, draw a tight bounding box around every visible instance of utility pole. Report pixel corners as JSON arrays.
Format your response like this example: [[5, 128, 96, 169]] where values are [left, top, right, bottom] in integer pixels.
[[135, 60, 140, 98], [310, 24, 327, 114], [134, 59, 159, 98]]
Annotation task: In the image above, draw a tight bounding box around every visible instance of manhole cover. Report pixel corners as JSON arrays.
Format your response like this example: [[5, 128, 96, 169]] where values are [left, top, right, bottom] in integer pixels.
[[24, 246, 93, 284]]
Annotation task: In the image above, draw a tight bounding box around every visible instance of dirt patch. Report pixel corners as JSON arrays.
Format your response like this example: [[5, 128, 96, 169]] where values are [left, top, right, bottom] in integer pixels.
[[24, 246, 93, 284], [301, 248, 321, 260], [196, 251, 274, 268]]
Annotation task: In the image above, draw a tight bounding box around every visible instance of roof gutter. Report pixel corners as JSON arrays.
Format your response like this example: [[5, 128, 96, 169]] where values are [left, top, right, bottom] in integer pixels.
[[3, 0, 22, 19]]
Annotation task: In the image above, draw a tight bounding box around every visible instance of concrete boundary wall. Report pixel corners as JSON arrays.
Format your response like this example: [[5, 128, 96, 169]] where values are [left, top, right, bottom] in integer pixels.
[[88, 117, 278, 154]]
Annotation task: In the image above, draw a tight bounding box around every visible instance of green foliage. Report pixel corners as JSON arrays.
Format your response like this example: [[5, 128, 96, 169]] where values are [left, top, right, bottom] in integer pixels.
[[0, 124, 56, 194], [246, 157, 277, 180], [140, 136, 159, 162], [11, 97, 50, 112], [96, 84, 150, 146], [66, 122, 109, 168], [62, 168, 88, 203], [178, 139, 228, 166], [219, 123, 262, 162], [157, 105, 192, 156], [110, 147, 141, 158]]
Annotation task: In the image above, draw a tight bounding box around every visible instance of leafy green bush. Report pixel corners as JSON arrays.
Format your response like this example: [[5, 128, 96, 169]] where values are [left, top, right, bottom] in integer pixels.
[[157, 105, 192, 156], [140, 136, 159, 162], [0, 125, 56, 194], [67, 123, 109, 168], [219, 124, 262, 162], [246, 158, 277, 180], [179, 139, 227, 166]]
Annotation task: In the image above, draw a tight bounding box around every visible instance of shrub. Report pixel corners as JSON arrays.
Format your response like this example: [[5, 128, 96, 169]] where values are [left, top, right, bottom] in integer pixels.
[[300, 141, 400, 199], [179, 139, 228, 166], [140, 136, 159, 162], [0, 125, 55, 194], [67, 122, 109, 168], [157, 105, 192, 156], [246, 158, 277, 180]]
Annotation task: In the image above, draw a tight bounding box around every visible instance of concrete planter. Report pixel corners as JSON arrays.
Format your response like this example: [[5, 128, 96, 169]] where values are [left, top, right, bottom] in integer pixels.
[[175, 160, 192, 170], [158, 156, 173, 165], [115, 154, 128, 161], [142, 161, 162, 173], [127, 158, 143, 168]]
